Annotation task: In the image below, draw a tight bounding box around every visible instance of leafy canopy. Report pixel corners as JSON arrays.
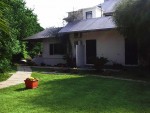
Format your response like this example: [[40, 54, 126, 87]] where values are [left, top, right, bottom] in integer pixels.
[[0, 1, 10, 34], [0, 0, 43, 72], [113, 0, 150, 66], [114, 0, 150, 38]]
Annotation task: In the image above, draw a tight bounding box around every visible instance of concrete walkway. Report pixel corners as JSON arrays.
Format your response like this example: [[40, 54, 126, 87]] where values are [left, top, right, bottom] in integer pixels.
[[0, 66, 32, 89]]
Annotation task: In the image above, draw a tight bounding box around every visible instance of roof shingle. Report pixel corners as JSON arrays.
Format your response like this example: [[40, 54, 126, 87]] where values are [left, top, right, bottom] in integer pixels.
[[59, 16, 116, 33], [25, 27, 62, 40]]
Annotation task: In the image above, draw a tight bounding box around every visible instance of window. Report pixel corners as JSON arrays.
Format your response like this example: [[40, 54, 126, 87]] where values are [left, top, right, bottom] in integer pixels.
[[49, 43, 65, 55], [86, 11, 92, 19]]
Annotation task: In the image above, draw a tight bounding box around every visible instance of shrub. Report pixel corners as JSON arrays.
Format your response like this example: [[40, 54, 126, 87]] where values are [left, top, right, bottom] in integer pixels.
[[112, 62, 123, 69], [40, 63, 46, 66], [63, 54, 76, 67], [55, 63, 67, 67], [0, 58, 10, 73], [26, 59, 37, 66], [94, 57, 108, 72], [11, 53, 24, 63]]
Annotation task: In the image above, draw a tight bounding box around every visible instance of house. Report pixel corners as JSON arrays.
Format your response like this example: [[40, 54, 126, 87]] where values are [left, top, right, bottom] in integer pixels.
[[25, 27, 67, 66], [25, 0, 138, 67]]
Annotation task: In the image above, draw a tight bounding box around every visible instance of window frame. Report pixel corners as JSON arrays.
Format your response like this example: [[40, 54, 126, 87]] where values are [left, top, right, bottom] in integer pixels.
[[86, 11, 92, 19], [49, 43, 65, 55]]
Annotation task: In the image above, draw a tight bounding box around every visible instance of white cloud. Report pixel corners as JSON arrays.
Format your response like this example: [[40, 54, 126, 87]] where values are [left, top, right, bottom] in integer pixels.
[[24, 0, 104, 28]]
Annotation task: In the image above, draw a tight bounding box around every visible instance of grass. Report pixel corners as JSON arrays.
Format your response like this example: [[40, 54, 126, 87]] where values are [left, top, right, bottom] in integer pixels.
[[0, 66, 17, 82], [31, 67, 55, 72], [101, 68, 150, 82], [31, 67, 150, 82], [0, 72, 150, 113]]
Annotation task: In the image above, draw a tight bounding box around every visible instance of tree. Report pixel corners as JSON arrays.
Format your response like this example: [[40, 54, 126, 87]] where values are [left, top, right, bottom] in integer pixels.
[[0, 0, 43, 72], [113, 0, 150, 66], [3, 0, 43, 59], [0, 1, 15, 72], [0, 1, 10, 34], [2, 0, 43, 59]]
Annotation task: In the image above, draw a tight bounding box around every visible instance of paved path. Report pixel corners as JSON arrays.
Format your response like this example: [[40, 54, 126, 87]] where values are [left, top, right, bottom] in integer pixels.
[[0, 66, 32, 89]]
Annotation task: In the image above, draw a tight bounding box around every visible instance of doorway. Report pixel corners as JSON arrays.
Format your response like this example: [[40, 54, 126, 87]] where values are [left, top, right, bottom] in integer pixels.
[[125, 38, 138, 65], [86, 40, 96, 64]]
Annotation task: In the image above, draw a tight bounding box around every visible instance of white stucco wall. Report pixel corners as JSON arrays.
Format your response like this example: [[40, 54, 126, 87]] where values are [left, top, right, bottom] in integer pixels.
[[34, 30, 124, 66], [70, 30, 125, 65], [96, 7, 103, 17], [41, 38, 66, 66]]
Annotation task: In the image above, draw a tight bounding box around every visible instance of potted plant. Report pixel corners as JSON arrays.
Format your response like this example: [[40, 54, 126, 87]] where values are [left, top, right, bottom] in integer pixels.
[[24, 77, 38, 89]]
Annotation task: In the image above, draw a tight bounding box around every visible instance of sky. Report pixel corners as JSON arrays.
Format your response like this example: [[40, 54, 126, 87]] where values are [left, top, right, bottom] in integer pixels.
[[24, 0, 104, 28]]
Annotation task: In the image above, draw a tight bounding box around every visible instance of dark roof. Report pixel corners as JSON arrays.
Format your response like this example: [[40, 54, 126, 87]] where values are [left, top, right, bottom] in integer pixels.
[[24, 27, 62, 40], [100, 0, 121, 14], [59, 16, 116, 33]]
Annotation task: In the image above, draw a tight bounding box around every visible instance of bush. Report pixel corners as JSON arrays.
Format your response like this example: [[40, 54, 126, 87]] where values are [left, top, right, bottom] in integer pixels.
[[26, 59, 37, 66], [112, 62, 123, 69], [63, 54, 76, 68], [40, 62, 46, 66], [94, 57, 108, 72], [11, 53, 24, 64], [55, 63, 67, 67], [0, 58, 10, 73]]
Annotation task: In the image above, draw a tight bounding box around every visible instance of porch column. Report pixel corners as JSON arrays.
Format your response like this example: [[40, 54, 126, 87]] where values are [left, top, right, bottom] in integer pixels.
[[76, 44, 84, 67]]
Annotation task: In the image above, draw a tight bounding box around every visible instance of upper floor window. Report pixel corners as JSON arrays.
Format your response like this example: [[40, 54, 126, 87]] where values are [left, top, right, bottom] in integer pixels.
[[86, 11, 92, 19]]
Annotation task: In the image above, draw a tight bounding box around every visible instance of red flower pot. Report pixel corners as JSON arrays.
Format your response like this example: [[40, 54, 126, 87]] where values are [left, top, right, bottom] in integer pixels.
[[24, 79, 38, 89]]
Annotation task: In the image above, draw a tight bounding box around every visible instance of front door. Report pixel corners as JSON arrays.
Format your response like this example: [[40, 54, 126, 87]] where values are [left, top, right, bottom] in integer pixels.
[[125, 38, 138, 65], [86, 40, 96, 64]]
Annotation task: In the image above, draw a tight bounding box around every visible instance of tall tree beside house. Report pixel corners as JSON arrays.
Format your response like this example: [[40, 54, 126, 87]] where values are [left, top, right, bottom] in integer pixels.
[[3, 0, 43, 61], [113, 0, 150, 67], [0, 0, 43, 72], [0, 1, 17, 72], [0, 1, 10, 34], [3, 0, 43, 59]]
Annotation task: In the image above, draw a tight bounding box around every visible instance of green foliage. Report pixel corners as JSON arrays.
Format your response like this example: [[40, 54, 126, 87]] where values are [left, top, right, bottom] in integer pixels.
[[0, 26, 16, 73], [11, 53, 24, 63], [94, 57, 108, 71], [27, 42, 42, 58], [63, 54, 76, 67], [0, 0, 43, 72], [113, 0, 150, 66], [0, 58, 10, 73], [0, 1, 10, 34], [0, 1, 13, 72], [0, 65, 17, 82]]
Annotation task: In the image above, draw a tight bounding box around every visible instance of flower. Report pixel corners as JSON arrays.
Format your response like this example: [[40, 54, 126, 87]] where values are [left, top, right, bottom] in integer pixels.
[[25, 77, 38, 81]]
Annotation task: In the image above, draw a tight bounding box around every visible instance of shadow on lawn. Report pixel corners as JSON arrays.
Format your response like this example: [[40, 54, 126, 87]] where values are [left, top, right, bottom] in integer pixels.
[[15, 88, 27, 91], [24, 76, 150, 113]]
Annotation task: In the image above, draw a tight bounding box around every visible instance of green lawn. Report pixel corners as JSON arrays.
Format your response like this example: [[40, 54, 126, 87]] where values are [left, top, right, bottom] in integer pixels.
[[0, 72, 150, 113], [31, 67, 150, 82], [0, 66, 17, 82]]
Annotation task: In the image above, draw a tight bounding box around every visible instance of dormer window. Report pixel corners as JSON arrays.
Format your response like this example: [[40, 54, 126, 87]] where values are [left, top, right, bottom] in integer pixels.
[[86, 11, 92, 19]]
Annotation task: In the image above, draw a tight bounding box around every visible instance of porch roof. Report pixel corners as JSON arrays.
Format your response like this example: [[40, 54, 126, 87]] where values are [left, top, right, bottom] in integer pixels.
[[59, 16, 116, 33], [24, 27, 62, 41]]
